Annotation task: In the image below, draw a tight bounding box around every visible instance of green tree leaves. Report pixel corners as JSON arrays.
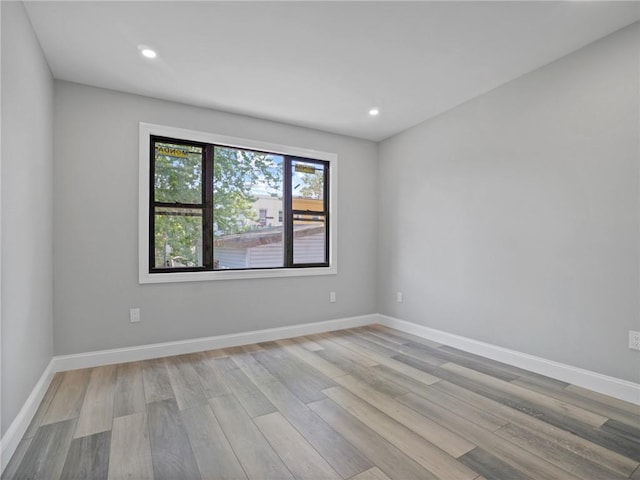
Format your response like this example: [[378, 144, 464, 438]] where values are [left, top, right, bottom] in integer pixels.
[[154, 144, 204, 267], [213, 147, 282, 235], [298, 169, 324, 199], [153, 142, 283, 268], [154, 146, 202, 204]]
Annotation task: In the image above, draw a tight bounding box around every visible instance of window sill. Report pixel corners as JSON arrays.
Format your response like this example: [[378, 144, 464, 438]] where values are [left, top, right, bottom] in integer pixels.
[[139, 265, 337, 284]]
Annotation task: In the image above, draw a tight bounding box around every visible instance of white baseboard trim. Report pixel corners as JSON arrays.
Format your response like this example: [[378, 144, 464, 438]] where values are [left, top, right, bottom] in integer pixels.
[[1, 359, 55, 473], [377, 314, 640, 406], [52, 314, 377, 372]]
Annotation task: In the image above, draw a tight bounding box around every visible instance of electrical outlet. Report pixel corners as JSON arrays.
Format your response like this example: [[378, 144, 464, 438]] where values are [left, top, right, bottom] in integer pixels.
[[329, 291, 336, 303], [629, 331, 640, 350], [130, 308, 141, 323], [397, 292, 403, 303]]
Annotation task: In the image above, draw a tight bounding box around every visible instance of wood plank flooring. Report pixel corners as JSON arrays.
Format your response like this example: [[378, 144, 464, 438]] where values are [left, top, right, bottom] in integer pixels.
[[4, 325, 640, 480]]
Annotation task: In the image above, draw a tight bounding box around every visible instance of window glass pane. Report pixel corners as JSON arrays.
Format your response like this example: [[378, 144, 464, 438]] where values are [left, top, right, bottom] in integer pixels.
[[293, 215, 326, 264], [292, 160, 325, 211], [213, 146, 284, 269], [214, 229, 284, 270], [154, 142, 202, 204], [154, 207, 203, 268]]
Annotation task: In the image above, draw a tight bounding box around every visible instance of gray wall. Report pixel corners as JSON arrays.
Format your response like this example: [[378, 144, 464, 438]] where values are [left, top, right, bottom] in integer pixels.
[[378, 23, 640, 383], [53, 82, 378, 355], [1, 2, 54, 435]]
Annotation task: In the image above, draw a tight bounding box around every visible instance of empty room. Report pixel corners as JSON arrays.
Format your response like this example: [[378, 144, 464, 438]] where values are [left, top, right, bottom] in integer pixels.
[[2, 1, 639, 479]]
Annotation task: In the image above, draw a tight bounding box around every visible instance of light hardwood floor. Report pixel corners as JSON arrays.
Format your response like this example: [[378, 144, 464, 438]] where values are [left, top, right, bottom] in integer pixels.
[[4, 325, 640, 479]]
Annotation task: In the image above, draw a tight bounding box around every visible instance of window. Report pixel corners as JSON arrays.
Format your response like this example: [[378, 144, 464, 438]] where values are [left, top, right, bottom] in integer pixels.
[[140, 124, 336, 283], [258, 209, 268, 227]]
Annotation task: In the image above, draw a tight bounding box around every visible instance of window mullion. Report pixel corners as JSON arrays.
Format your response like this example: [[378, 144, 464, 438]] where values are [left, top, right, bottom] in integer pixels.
[[284, 157, 293, 267], [149, 138, 158, 270], [203, 145, 214, 270], [324, 162, 330, 266]]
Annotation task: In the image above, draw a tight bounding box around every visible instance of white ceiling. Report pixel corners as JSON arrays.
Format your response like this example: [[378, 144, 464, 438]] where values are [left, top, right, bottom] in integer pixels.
[[24, 1, 640, 141]]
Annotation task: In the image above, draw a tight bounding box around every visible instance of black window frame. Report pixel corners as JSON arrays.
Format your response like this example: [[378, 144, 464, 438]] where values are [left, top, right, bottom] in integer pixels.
[[149, 135, 330, 274], [286, 156, 330, 268]]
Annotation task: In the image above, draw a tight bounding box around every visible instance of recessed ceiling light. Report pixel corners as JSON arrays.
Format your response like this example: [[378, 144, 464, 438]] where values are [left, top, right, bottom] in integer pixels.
[[140, 47, 157, 59], [369, 108, 380, 116]]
